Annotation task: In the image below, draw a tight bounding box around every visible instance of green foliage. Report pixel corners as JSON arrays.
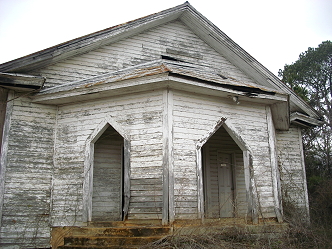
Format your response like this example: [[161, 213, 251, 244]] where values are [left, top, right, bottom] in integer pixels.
[[279, 41, 332, 177]]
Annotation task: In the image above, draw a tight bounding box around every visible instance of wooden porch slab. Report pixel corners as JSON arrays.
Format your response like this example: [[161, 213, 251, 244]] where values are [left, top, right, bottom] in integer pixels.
[[51, 219, 288, 248]]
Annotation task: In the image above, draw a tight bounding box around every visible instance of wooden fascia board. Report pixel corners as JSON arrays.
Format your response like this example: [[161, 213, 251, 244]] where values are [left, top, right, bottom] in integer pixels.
[[32, 73, 288, 106], [0, 72, 45, 90]]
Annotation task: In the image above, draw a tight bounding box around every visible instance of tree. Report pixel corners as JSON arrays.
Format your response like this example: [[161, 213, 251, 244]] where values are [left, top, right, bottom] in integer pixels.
[[279, 41, 332, 178]]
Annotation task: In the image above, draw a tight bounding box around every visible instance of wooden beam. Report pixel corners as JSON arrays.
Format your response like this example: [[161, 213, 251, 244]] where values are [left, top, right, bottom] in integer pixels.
[[0, 88, 8, 154], [123, 140, 131, 220], [196, 147, 204, 220], [162, 89, 174, 225], [0, 90, 14, 228], [298, 128, 310, 222], [243, 151, 258, 224], [266, 106, 283, 222]]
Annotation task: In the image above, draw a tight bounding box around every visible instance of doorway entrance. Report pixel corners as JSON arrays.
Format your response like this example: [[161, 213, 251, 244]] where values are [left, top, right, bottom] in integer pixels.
[[92, 125, 124, 221], [202, 126, 245, 218]]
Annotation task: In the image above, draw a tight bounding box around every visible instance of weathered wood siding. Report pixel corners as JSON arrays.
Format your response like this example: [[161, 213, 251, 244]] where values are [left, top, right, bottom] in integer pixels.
[[172, 90, 276, 219], [51, 90, 164, 225], [0, 96, 56, 248], [276, 126, 309, 218], [0, 17, 293, 248], [31, 20, 258, 89]]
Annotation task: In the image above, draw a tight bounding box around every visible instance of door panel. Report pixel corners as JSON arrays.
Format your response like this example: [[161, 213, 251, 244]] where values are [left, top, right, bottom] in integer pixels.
[[218, 153, 234, 217], [92, 127, 123, 221], [204, 148, 234, 218]]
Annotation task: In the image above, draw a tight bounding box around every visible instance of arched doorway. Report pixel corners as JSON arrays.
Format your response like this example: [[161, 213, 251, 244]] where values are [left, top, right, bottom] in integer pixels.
[[202, 126, 247, 218], [92, 125, 124, 221]]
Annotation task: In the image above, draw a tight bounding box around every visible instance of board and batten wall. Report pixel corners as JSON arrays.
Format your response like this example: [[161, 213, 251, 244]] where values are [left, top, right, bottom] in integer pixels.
[[0, 95, 57, 248], [276, 127, 310, 219]]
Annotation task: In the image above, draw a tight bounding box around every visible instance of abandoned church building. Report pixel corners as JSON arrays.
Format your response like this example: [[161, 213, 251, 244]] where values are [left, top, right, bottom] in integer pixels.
[[0, 2, 321, 248]]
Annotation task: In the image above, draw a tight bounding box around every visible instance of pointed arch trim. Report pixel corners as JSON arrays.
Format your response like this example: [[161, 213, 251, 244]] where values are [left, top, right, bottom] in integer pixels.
[[83, 116, 130, 223], [196, 118, 258, 223]]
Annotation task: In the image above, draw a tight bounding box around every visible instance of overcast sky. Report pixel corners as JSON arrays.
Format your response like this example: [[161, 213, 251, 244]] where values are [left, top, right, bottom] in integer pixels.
[[0, 0, 331, 75]]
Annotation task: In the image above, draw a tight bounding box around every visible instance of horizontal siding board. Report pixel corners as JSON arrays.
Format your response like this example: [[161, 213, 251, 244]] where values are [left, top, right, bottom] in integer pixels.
[[172, 90, 275, 218], [32, 20, 260, 88], [276, 126, 309, 213], [1, 98, 56, 247], [51, 90, 164, 224]]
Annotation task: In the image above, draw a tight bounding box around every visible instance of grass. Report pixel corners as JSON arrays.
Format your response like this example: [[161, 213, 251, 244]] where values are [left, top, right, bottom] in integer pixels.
[[140, 179, 332, 249]]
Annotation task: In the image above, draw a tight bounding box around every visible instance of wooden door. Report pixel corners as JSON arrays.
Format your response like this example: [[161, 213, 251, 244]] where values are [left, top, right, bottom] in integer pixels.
[[92, 127, 123, 221], [204, 149, 234, 218], [218, 153, 234, 218]]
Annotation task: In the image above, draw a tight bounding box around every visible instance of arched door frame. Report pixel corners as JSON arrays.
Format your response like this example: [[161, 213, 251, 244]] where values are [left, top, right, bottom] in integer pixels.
[[83, 116, 130, 223], [196, 117, 258, 223]]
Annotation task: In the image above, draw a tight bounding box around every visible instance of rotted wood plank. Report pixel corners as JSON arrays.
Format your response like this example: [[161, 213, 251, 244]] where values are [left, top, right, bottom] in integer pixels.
[[0, 72, 45, 90]]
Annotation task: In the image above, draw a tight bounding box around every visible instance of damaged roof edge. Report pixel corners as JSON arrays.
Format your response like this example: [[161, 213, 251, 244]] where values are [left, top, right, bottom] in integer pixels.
[[0, 72, 45, 90], [36, 59, 281, 97], [290, 112, 324, 127]]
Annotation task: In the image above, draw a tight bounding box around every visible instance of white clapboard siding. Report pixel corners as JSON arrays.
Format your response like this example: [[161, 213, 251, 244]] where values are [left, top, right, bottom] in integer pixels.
[[172, 90, 276, 218], [50, 90, 164, 224], [0, 97, 56, 248], [276, 126, 309, 215], [31, 20, 259, 88]]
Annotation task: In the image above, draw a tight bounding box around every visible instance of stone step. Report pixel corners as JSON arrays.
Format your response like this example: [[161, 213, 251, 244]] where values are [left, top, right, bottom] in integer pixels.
[[71, 226, 171, 237], [63, 235, 165, 247]]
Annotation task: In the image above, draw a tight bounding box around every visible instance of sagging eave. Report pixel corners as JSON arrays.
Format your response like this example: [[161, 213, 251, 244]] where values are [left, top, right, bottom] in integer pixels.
[[0, 72, 45, 91], [31, 71, 290, 130], [32, 69, 288, 103], [290, 112, 324, 128]]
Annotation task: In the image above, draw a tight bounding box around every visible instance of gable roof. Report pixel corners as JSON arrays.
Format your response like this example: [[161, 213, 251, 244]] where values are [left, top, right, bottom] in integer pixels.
[[0, 1, 321, 124]]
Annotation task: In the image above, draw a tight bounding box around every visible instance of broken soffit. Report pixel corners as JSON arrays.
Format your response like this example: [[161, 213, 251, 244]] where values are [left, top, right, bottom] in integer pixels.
[[0, 72, 45, 91], [32, 59, 287, 103]]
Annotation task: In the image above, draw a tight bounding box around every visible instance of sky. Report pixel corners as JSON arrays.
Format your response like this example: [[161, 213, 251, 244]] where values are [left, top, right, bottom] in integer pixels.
[[0, 0, 331, 75]]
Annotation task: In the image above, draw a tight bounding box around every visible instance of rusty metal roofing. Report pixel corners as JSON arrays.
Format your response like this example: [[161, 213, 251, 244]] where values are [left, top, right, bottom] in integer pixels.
[[38, 59, 279, 96]]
